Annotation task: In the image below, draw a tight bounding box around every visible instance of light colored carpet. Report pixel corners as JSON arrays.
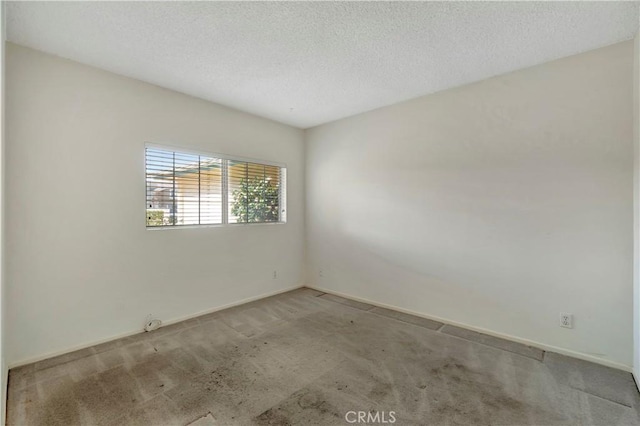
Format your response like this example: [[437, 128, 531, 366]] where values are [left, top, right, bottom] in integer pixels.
[[7, 288, 640, 425]]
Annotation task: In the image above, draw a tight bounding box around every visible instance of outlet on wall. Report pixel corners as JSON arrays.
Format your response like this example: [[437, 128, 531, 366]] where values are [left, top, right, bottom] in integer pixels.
[[560, 313, 573, 329], [319, 269, 324, 278], [272, 270, 277, 279]]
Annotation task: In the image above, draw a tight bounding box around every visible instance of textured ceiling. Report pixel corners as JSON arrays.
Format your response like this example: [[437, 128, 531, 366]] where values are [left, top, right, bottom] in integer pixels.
[[6, 1, 640, 129]]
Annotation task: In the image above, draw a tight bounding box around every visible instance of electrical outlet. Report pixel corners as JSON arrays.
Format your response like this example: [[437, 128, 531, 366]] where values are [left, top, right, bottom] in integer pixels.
[[272, 270, 277, 279], [560, 313, 573, 329], [319, 269, 324, 278]]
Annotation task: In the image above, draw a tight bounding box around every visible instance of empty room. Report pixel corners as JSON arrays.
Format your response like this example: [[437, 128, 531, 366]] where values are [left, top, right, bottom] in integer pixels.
[[2, 1, 640, 425]]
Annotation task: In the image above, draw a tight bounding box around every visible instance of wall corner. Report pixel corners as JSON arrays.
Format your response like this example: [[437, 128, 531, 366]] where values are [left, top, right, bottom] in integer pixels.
[[633, 26, 640, 391]]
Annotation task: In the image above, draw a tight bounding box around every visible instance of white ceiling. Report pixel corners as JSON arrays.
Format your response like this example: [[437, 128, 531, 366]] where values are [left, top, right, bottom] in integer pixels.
[[6, 1, 640, 129]]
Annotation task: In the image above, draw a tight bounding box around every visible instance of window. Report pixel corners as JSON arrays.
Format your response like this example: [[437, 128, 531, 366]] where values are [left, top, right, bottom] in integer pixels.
[[145, 146, 286, 227]]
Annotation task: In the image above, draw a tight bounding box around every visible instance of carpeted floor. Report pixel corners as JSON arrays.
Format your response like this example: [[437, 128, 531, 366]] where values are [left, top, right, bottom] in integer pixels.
[[6, 288, 640, 425]]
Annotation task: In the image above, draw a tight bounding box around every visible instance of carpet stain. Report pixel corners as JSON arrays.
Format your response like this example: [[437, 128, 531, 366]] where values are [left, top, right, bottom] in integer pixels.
[[253, 389, 341, 425], [425, 359, 565, 425]]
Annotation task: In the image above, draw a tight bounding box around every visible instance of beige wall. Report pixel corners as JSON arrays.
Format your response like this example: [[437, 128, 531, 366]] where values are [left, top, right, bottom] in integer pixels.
[[5, 43, 305, 365], [634, 30, 640, 381], [5, 38, 636, 370], [306, 41, 634, 369], [1, 4, 6, 423]]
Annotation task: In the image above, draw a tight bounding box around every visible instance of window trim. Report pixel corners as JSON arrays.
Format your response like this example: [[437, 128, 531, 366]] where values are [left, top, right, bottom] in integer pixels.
[[145, 142, 287, 230]]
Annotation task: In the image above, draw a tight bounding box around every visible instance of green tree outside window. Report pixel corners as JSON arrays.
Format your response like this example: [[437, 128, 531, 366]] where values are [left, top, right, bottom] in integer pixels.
[[231, 177, 280, 222]]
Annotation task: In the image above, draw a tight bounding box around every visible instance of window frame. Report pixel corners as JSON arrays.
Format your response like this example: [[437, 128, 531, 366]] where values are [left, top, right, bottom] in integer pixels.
[[145, 142, 287, 230]]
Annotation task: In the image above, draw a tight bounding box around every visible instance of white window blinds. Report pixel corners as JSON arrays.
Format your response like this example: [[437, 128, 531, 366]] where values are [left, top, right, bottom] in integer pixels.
[[145, 146, 286, 227], [228, 160, 283, 224]]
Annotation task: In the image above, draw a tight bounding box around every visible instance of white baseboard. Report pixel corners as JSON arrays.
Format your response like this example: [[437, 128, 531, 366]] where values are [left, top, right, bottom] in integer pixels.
[[9, 282, 632, 373], [306, 284, 633, 373], [8, 284, 304, 369]]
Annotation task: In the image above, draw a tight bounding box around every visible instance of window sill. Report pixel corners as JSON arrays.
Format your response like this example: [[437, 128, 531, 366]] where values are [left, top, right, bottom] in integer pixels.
[[146, 221, 287, 231]]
